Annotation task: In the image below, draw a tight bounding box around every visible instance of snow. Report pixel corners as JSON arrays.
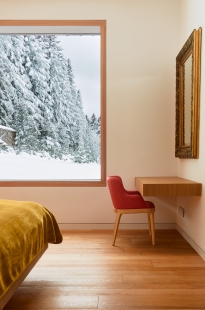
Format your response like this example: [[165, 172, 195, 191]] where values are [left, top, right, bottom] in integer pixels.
[[0, 34, 100, 166], [0, 152, 100, 180], [0, 125, 15, 132], [0, 138, 7, 146]]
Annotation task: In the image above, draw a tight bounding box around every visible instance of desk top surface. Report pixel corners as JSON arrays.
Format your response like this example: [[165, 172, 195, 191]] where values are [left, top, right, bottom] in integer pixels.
[[135, 177, 202, 196], [136, 177, 201, 184]]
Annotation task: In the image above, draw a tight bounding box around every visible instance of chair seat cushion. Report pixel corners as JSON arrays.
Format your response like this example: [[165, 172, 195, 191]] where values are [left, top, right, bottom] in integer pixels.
[[145, 201, 155, 208]]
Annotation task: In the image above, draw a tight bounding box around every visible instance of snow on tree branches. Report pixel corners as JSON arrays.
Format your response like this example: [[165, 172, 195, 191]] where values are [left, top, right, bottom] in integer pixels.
[[0, 35, 100, 163]]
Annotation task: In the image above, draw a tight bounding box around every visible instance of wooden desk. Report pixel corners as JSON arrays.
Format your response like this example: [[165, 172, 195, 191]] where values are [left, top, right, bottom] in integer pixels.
[[135, 177, 202, 196]]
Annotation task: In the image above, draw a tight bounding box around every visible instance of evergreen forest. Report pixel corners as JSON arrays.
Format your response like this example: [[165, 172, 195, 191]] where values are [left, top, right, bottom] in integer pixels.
[[0, 35, 100, 163]]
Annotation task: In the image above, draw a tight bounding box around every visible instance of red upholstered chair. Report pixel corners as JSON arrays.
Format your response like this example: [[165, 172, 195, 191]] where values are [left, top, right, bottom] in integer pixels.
[[107, 176, 155, 246]]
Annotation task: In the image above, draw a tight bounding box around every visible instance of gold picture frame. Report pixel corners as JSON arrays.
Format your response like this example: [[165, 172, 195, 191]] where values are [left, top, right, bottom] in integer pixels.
[[175, 27, 202, 158]]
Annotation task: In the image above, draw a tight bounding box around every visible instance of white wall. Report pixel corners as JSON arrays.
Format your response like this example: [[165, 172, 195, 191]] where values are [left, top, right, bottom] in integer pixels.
[[177, 0, 205, 259], [0, 0, 180, 229]]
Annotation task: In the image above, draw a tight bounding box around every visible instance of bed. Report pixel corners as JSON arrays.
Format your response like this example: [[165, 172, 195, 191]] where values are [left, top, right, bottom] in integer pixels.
[[0, 199, 62, 310]]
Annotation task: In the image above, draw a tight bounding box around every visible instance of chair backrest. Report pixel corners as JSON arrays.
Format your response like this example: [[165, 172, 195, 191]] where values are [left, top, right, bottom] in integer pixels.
[[107, 176, 130, 209], [107, 176, 125, 209], [107, 176, 147, 210]]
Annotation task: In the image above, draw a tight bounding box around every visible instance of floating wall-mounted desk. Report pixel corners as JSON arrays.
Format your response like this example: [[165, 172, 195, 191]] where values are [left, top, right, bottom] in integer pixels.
[[135, 177, 202, 196]]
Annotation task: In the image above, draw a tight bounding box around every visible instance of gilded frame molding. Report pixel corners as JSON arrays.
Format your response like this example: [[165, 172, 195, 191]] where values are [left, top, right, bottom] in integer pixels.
[[175, 27, 202, 158]]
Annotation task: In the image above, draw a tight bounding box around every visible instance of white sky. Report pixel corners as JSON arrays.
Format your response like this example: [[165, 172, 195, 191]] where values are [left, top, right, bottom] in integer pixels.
[[58, 35, 100, 117]]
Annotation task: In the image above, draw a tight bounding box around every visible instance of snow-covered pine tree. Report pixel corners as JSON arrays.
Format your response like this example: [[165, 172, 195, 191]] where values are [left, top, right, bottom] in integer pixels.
[[73, 125, 87, 163], [84, 121, 100, 163], [67, 59, 76, 98], [23, 35, 54, 154], [86, 113, 101, 136], [71, 90, 86, 153], [84, 113, 101, 162], [71, 90, 96, 163], [0, 35, 41, 154], [97, 116, 101, 136], [55, 56, 73, 157], [11, 35, 44, 154], [24, 36, 50, 102], [89, 113, 97, 131], [44, 35, 73, 158], [65, 58, 79, 154], [85, 114, 90, 126], [91, 130, 100, 163], [14, 99, 29, 153], [0, 35, 21, 128]]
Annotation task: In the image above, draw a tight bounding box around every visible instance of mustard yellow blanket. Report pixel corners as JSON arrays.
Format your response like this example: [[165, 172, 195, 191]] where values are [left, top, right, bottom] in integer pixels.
[[0, 200, 62, 299]]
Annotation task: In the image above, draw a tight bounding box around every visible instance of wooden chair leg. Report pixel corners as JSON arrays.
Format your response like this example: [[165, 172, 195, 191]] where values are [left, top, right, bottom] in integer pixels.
[[147, 213, 151, 236], [150, 212, 155, 245], [112, 212, 122, 246]]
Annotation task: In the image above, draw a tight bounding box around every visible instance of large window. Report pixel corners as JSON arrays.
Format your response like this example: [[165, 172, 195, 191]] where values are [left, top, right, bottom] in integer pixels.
[[0, 21, 106, 186]]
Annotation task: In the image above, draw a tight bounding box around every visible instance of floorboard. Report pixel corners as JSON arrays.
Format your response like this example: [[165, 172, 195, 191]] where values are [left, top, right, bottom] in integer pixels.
[[4, 230, 205, 309]]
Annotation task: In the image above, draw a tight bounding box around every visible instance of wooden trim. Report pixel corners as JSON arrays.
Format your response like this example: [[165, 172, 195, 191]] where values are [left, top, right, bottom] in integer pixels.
[[0, 20, 106, 187], [0, 20, 106, 27], [0, 244, 48, 310], [100, 23, 106, 184], [0, 181, 106, 187]]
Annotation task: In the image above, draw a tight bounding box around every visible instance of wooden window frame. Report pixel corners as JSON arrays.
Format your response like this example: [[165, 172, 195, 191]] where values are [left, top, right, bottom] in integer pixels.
[[0, 20, 106, 187]]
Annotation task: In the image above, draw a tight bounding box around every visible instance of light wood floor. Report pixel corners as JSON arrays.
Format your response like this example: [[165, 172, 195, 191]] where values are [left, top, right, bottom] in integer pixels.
[[4, 229, 205, 309]]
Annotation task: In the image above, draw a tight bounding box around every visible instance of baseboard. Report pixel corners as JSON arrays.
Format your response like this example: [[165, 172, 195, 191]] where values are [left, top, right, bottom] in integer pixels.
[[176, 224, 205, 261], [58, 223, 176, 230]]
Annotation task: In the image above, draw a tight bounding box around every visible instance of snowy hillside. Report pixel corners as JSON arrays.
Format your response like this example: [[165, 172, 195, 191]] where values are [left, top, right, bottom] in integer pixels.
[[0, 152, 100, 180]]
